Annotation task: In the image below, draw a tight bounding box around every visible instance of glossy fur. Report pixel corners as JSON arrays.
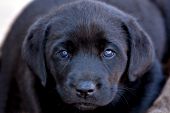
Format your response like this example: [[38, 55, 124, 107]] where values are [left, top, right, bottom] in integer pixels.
[[0, 0, 169, 113]]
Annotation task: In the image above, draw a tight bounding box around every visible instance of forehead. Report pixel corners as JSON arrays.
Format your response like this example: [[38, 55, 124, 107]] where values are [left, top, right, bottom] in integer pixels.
[[47, 19, 127, 48], [45, 1, 128, 50]]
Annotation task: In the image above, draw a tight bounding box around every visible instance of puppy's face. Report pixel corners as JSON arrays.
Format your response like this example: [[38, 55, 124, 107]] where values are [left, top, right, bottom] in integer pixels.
[[45, 6, 128, 111], [23, 0, 154, 111]]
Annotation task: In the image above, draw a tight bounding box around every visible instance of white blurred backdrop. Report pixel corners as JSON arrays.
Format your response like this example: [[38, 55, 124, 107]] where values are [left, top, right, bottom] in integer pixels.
[[0, 0, 32, 46]]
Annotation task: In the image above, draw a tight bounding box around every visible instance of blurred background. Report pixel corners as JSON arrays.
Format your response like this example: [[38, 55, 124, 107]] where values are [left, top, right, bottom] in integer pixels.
[[0, 0, 32, 46]]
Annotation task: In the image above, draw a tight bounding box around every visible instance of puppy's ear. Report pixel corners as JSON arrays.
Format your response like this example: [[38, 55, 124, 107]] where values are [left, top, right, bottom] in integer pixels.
[[22, 20, 49, 86], [123, 18, 154, 81]]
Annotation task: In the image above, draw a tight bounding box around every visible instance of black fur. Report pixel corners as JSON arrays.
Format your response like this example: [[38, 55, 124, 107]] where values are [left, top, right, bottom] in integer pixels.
[[0, 0, 169, 113]]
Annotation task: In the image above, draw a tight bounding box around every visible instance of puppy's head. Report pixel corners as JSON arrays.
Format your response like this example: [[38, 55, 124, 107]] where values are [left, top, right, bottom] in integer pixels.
[[22, 0, 154, 111]]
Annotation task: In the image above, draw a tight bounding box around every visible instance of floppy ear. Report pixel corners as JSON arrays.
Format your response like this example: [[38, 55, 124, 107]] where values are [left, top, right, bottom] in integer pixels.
[[123, 18, 155, 81], [22, 20, 49, 86]]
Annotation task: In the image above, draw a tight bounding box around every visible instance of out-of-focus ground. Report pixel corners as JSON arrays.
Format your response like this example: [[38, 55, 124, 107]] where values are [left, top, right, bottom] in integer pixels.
[[0, 0, 32, 47]]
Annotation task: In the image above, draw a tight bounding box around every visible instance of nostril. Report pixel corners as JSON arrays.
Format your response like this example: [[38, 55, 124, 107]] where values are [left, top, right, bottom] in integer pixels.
[[96, 83, 102, 89], [76, 89, 95, 98], [88, 89, 94, 93], [76, 89, 94, 94], [76, 81, 96, 98]]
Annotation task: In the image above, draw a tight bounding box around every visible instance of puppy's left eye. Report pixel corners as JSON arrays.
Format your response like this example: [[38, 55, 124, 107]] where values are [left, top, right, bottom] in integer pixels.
[[55, 50, 70, 59], [102, 49, 116, 59]]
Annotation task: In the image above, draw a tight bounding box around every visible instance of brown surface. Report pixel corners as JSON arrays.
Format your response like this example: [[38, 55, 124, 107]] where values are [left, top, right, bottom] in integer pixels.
[[147, 77, 170, 113]]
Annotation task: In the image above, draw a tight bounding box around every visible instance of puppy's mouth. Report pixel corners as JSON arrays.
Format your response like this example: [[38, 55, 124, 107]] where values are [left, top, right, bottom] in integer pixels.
[[73, 102, 98, 110]]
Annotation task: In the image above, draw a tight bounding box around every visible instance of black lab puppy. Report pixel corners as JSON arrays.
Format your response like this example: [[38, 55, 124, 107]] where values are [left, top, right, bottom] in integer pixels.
[[0, 0, 168, 113]]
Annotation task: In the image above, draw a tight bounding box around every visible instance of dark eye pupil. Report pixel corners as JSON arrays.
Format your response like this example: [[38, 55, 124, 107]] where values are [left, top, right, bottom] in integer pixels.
[[60, 50, 69, 58], [103, 49, 115, 59]]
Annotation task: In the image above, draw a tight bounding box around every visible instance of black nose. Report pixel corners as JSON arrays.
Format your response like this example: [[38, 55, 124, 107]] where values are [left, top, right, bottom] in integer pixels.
[[76, 81, 96, 98]]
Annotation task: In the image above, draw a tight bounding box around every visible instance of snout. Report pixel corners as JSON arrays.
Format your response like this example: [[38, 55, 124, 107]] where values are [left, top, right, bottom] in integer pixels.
[[56, 60, 118, 110], [69, 80, 103, 110], [56, 78, 117, 110], [56, 72, 117, 111]]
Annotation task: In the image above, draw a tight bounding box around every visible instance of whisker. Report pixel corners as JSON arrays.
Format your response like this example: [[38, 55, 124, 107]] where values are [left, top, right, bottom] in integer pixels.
[[116, 92, 129, 106], [120, 94, 129, 105], [116, 93, 126, 105], [118, 86, 137, 97]]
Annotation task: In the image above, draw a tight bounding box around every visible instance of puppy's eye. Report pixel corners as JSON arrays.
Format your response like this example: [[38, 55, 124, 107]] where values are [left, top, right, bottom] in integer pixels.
[[102, 49, 116, 59], [56, 50, 70, 59]]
